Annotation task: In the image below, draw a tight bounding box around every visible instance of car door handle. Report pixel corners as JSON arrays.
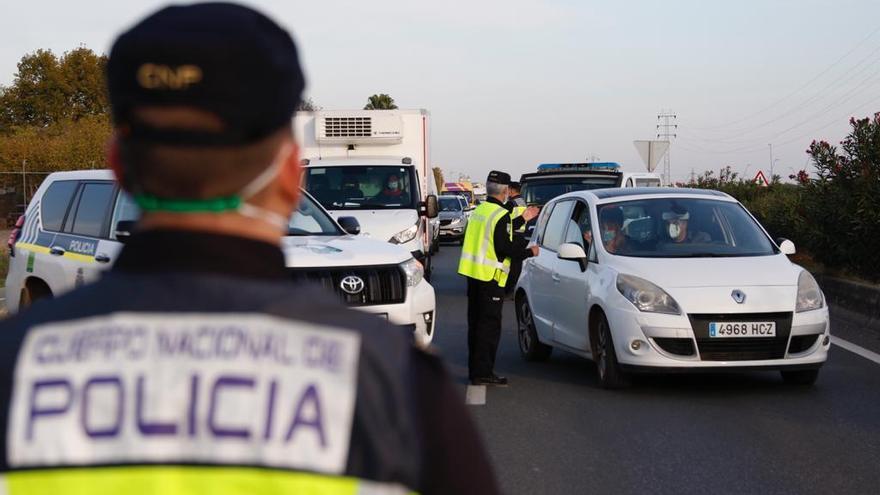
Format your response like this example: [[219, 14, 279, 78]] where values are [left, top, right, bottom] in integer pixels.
[[49, 246, 65, 256], [94, 253, 111, 263], [552, 273, 561, 282]]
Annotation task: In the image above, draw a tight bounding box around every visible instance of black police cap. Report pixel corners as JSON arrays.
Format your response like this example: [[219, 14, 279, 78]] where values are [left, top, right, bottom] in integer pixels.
[[107, 2, 304, 146], [487, 170, 511, 185]]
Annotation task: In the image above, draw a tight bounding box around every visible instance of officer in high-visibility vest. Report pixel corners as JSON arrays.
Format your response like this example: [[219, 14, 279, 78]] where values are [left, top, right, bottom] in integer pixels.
[[504, 181, 528, 296], [0, 4, 500, 494], [459, 171, 539, 386]]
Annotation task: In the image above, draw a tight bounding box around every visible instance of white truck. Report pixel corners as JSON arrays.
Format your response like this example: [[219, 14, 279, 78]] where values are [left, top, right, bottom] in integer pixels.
[[294, 109, 440, 279]]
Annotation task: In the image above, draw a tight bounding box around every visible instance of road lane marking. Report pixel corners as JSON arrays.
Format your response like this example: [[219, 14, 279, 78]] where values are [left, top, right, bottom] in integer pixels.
[[465, 385, 486, 406], [832, 336, 880, 365]]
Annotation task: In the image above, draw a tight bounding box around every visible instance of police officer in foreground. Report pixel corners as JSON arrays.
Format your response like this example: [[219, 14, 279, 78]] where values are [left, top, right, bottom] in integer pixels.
[[459, 171, 538, 386], [504, 181, 528, 297], [0, 4, 499, 494]]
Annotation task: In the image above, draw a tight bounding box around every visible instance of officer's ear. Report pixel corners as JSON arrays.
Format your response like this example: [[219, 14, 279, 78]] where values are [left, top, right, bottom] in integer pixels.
[[277, 140, 302, 206]]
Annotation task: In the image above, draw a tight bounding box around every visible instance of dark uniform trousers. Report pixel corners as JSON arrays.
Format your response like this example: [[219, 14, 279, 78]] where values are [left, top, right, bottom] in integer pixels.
[[467, 277, 506, 379]]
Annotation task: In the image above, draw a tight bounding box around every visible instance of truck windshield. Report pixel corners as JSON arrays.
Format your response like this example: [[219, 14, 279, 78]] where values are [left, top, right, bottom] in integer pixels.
[[305, 166, 417, 210], [523, 177, 620, 206], [287, 192, 343, 236]]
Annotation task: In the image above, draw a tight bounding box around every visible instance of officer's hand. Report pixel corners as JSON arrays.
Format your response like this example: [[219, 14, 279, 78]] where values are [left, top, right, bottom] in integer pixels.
[[529, 245, 540, 257], [522, 206, 540, 222]]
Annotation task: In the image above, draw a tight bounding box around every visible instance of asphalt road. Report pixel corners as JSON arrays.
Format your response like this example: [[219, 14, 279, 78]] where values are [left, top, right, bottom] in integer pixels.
[[429, 244, 880, 495]]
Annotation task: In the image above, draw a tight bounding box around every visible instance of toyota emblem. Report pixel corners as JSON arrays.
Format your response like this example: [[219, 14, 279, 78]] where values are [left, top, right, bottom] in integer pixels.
[[340, 275, 365, 295], [731, 290, 746, 304]]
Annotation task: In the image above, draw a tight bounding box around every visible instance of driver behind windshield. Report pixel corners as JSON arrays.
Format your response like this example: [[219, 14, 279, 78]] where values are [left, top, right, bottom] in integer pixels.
[[662, 206, 710, 243], [374, 173, 406, 204], [597, 206, 627, 254]]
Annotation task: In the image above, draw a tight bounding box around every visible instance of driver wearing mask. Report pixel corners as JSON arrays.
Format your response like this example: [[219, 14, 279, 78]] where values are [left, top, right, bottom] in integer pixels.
[[662, 206, 711, 243], [375, 173, 405, 204]]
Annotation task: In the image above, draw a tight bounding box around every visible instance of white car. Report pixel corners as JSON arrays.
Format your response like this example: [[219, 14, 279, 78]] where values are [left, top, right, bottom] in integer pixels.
[[515, 188, 829, 388], [6, 170, 437, 347]]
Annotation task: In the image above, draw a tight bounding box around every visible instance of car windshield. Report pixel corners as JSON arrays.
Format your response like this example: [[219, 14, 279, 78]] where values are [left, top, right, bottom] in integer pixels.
[[305, 166, 417, 210], [440, 197, 463, 212], [287, 193, 342, 236], [523, 177, 620, 205], [594, 197, 777, 258]]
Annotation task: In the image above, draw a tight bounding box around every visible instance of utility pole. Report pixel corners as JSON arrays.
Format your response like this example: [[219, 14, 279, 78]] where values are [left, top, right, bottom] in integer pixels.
[[657, 110, 677, 186]]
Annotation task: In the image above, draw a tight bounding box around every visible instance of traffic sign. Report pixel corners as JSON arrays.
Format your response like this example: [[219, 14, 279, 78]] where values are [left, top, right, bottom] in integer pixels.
[[754, 170, 769, 187], [633, 140, 670, 172]]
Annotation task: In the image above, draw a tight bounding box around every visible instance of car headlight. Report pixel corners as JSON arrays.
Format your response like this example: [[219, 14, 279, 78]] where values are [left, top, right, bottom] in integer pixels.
[[448, 217, 463, 226], [796, 270, 824, 312], [616, 273, 681, 315], [400, 257, 424, 287], [390, 223, 419, 244]]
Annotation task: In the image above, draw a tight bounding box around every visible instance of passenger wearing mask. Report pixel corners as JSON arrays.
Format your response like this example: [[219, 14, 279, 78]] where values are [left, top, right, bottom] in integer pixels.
[[596, 206, 627, 254]]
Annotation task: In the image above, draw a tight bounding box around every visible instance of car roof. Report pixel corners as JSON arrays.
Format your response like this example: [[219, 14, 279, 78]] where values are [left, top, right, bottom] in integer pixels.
[[46, 169, 115, 181], [552, 187, 735, 204]]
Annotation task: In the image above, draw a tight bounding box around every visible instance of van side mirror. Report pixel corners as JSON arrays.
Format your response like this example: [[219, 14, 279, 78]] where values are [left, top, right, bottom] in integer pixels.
[[557, 242, 588, 272], [115, 220, 136, 244], [777, 238, 796, 255], [421, 195, 439, 218], [338, 216, 361, 235]]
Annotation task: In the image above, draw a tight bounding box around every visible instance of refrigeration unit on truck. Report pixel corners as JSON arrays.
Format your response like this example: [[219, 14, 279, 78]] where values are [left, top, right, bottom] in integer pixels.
[[295, 109, 440, 279]]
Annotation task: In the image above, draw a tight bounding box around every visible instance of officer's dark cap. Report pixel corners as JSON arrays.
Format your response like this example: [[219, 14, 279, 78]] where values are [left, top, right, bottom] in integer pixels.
[[107, 2, 305, 146], [487, 171, 511, 185]]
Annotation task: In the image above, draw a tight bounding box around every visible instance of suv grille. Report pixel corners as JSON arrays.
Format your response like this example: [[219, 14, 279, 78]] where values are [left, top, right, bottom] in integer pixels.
[[289, 265, 405, 306], [439, 219, 452, 226], [689, 312, 793, 361], [323, 117, 371, 138]]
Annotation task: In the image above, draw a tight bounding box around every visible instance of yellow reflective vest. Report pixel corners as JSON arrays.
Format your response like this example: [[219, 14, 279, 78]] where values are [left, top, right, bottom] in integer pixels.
[[458, 201, 512, 287]]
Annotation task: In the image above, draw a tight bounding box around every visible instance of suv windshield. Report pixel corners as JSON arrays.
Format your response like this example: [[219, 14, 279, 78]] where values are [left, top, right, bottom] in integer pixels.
[[523, 177, 620, 206], [439, 197, 463, 212], [594, 197, 777, 258], [288, 193, 342, 236], [305, 166, 417, 210]]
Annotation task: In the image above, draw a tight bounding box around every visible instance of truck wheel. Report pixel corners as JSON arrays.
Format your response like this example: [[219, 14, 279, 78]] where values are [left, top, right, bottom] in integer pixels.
[[594, 312, 630, 389], [19, 279, 52, 310], [517, 296, 552, 361]]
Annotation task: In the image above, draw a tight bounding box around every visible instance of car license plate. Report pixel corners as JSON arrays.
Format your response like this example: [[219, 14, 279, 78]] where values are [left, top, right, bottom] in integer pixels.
[[709, 321, 776, 338]]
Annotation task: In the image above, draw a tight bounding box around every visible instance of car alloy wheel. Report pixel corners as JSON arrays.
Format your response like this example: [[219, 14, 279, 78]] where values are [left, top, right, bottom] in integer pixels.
[[595, 312, 629, 389], [517, 297, 552, 361]]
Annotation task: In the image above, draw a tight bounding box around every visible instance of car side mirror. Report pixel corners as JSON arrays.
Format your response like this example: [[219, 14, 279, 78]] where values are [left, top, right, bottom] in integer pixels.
[[114, 220, 136, 244], [558, 242, 588, 272], [421, 195, 439, 218], [338, 216, 361, 235], [777, 238, 796, 255]]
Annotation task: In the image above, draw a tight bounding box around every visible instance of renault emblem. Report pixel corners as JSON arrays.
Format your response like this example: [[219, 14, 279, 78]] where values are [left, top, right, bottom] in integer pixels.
[[340, 275, 365, 295], [731, 290, 746, 304]]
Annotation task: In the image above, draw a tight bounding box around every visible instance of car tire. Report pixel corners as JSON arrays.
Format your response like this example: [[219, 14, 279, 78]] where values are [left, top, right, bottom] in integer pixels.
[[780, 369, 819, 386], [19, 279, 52, 311], [517, 296, 552, 361], [595, 312, 630, 389], [424, 254, 432, 282]]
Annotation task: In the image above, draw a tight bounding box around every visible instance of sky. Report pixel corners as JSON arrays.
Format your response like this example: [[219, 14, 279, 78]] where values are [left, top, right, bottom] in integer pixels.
[[2, 0, 879, 183]]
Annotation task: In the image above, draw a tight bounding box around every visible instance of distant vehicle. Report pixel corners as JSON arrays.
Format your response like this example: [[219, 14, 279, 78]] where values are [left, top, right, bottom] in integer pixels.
[[620, 172, 663, 188], [6, 170, 438, 347], [295, 109, 440, 280], [442, 181, 476, 206], [437, 195, 469, 244], [515, 187, 829, 388]]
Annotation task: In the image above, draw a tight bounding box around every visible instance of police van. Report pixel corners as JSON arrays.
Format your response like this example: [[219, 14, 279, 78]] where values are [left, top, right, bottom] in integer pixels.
[[6, 170, 438, 346]]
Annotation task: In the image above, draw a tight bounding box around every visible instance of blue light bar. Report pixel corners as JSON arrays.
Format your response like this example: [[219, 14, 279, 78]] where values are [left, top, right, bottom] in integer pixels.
[[537, 162, 621, 171]]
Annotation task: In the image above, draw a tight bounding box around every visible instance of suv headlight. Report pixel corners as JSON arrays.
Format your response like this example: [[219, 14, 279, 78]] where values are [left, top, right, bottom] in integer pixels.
[[796, 271, 824, 312], [400, 257, 424, 287], [616, 273, 681, 315], [390, 223, 419, 244]]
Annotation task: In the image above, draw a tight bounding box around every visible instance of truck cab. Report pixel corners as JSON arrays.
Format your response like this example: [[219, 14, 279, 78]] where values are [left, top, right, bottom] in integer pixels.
[[295, 110, 439, 279]]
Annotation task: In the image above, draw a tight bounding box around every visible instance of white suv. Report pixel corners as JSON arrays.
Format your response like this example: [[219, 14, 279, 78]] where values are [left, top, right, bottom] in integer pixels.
[[6, 170, 437, 346], [515, 187, 829, 388]]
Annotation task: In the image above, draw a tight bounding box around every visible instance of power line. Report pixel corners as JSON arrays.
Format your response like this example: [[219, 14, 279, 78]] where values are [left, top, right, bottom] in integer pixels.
[[691, 23, 880, 131]]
